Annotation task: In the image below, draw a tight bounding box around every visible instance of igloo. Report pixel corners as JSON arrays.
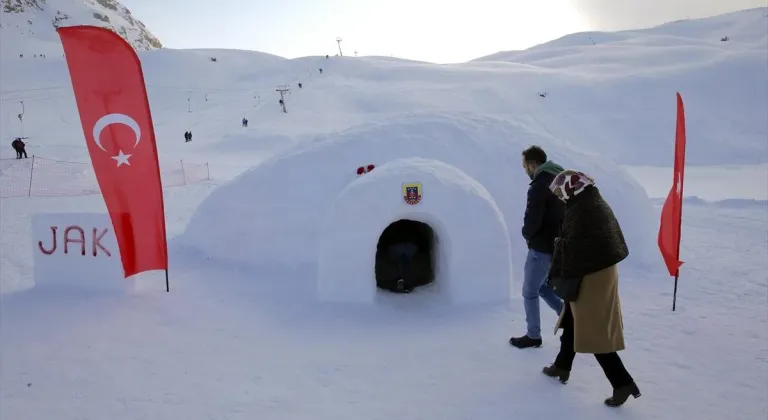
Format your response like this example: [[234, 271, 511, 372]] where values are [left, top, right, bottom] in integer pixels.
[[179, 113, 658, 304], [317, 158, 512, 304]]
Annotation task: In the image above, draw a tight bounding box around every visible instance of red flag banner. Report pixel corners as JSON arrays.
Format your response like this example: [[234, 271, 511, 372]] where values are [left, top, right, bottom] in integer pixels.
[[58, 25, 168, 279], [658, 92, 687, 277]]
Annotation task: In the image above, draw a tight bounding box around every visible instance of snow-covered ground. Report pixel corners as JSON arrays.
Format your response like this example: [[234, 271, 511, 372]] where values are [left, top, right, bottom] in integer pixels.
[[1, 194, 766, 420], [1, 7, 767, 420]]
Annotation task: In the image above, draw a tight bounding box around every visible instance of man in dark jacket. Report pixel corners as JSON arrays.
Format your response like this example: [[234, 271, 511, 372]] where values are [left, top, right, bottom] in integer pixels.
[[510, 145, 565, 349], [12, 138, 27, 159], [11, 139, 20, 158]]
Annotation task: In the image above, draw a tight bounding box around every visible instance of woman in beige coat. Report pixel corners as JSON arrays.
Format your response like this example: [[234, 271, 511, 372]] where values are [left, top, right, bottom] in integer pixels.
[[541, 170, 641, 407]]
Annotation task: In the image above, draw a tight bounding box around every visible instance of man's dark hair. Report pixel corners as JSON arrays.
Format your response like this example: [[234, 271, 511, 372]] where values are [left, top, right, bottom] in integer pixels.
[[522, 145, 547, 165]]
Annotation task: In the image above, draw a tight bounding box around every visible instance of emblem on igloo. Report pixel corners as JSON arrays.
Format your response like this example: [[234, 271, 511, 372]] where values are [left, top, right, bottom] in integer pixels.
[[403, 182, 422, 205]]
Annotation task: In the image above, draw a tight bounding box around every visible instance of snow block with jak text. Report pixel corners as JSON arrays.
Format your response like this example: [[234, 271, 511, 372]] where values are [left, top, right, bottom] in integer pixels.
[[32, 213, 125, 293]]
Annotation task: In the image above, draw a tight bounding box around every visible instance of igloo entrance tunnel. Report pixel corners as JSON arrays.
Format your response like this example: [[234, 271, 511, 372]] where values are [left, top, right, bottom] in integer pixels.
[[375, 219, 437, 293], [317, 158, 514, 304]]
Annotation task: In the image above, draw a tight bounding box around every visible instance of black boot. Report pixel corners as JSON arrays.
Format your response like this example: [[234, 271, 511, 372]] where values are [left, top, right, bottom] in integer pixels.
[[509, 335, 542, 348], [604, 382, 641, 407], [542, 364, 569, 384], [395, 279, 412, 293]]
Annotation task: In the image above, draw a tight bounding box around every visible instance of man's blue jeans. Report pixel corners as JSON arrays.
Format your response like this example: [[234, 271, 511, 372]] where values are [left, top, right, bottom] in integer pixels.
[[523, 249, 564, 339]]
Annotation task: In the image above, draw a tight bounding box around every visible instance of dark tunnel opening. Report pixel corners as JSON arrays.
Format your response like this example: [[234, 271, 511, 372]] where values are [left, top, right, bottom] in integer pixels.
[[374, 219, 436, 293]]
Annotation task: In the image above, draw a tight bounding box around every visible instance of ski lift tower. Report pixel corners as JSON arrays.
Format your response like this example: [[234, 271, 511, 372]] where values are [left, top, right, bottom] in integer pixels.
[[18, 101, 24, 137], [336, 37, 343, 56], [276, 84, 290, 113]]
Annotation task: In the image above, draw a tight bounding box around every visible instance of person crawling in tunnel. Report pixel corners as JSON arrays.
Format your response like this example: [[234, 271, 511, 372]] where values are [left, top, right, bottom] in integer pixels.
[[388, 242, 418, 293], [376, 241, 432, 293]]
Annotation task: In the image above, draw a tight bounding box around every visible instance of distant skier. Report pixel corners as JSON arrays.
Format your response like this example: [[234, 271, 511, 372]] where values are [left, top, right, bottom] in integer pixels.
[[298, 82, 302, 88], [184, 131, 192, 142], [319, 68, 323, 74], [325, 55, 329, 59], [12, 138, 27, 159]]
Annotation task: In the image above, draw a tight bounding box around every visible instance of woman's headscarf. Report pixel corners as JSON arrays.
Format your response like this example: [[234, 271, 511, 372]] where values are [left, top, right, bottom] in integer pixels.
[[549, 169, 596, 202]]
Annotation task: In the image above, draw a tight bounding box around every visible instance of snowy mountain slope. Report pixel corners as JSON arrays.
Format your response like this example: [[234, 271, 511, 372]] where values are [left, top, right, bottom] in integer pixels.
[[6, 45, 768, 166], [0, 0, 162, 58], [1, 9, 766, 168], [474, 6, 768, 62]]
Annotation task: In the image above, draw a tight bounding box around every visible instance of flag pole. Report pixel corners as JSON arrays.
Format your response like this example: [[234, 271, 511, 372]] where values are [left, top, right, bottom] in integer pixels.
[[165, 269, 170, 292], [672, 272, 679, 311], [672, 174, 685, 311]]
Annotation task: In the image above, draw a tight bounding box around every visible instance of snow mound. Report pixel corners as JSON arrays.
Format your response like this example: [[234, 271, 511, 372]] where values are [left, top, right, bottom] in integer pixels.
[[179, 113, 658, 285], [317, 157, 512, 304]]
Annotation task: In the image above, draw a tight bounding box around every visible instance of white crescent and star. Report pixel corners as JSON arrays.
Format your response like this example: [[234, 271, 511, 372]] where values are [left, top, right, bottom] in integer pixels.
[[91, 113, 142, 167]]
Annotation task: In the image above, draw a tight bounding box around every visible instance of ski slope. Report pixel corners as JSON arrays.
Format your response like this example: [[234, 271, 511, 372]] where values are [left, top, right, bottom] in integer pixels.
[[1, 7, 767, 420], [1, 8, 766, 167]]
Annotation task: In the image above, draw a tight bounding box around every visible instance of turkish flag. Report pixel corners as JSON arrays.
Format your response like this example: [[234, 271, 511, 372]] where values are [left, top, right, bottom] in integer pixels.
[[658, 92, 686, 277], [58, 25, 168, 279]]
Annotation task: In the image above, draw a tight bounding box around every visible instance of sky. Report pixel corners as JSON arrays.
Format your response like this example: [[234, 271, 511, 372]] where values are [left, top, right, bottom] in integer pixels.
[[120, 0, 766, 63]]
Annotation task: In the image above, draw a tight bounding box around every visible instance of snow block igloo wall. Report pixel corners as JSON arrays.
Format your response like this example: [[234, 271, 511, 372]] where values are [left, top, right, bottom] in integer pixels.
[[179, 113, 659, 291], [317, 158, 513, 304]]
